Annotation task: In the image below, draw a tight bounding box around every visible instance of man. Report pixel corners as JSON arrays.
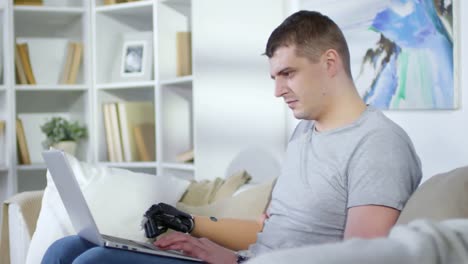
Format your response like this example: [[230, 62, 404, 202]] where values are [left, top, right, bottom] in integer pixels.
[[42, 10, 421, 264]]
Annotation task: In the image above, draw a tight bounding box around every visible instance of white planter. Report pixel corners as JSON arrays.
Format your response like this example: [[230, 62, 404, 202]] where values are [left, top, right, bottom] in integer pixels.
[[52, 141, 77, 156]]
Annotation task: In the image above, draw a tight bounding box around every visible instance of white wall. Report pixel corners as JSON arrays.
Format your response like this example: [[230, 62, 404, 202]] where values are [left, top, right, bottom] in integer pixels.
[[286, 1, 468, 182], [193, 0, 286, 182]]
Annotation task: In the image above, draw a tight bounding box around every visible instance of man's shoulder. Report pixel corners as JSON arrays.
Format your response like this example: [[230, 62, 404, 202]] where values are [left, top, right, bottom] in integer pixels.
[[363, 107, 411, 143]]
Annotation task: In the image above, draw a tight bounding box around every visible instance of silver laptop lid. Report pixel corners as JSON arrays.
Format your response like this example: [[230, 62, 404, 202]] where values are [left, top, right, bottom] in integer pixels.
[[42, 150, 105, 246]]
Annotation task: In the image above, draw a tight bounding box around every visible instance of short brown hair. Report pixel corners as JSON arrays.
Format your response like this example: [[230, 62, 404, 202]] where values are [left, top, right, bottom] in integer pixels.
[[265, 11, 352, 77]]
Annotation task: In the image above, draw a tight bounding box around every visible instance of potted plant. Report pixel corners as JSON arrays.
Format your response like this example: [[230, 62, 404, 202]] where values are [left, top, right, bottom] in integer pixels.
[[41, 117, 87, 156]]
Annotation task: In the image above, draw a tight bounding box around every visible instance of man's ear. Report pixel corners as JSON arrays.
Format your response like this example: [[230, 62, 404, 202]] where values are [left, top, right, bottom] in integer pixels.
[[323, 49, 339, 77]]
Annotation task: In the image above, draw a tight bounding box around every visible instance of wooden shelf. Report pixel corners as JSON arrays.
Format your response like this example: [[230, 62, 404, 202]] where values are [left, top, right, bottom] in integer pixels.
[[14, 6, 84, 25], [159, 76, 193, 86], [161, 162, 195, 171], [15, 85, 88, 91], [14, 6, 84, 13], [96, 81, 155, 90]]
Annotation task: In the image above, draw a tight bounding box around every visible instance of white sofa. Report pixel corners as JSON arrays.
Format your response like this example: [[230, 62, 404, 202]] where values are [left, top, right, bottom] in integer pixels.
[[1, 191, 43, 264], [0, 150, 278, 264]]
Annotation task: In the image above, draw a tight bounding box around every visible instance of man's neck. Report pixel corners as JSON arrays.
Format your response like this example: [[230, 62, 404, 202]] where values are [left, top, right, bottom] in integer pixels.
[[314, 84, 367, 133]]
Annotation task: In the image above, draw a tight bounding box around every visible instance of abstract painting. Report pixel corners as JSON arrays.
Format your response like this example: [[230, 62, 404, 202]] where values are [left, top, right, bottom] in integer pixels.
[[299, 0, 457, 109]]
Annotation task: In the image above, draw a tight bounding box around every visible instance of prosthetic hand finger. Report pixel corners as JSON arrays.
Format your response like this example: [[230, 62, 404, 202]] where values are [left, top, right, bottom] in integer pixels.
[[142, 203, 194, 239]]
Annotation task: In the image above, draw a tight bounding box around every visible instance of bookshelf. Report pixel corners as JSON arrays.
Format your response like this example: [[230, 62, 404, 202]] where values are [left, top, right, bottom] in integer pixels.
[[0, 0, 288, 206], [0, 0, 92, 204], [91, 0, 195, 178]]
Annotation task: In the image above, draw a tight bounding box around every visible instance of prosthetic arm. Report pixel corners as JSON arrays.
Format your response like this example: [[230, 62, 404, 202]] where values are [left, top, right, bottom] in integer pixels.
[[142, 203, 263, 251]]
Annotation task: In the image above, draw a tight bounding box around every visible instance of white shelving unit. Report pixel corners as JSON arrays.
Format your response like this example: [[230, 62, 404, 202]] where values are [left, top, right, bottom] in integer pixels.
[[92, 0, 195, 178], [0, 0, 288, 204], [0, 0, 91, 199], [0, 0, 196, 201]]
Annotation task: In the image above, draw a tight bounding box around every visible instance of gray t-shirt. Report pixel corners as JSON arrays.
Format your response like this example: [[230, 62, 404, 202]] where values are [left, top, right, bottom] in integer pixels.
[[249, 106, 422, 255]]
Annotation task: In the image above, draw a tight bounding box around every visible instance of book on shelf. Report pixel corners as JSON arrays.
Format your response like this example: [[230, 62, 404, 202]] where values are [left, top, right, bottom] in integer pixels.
[[14, 0, 43, 6], [176, 32, 192, 77], [108, 103, 124, 162], [0, 121, 5, 135], [16, 118, 31, 165], [67, 42, 83, 84], [17, 43, 36, 85], [14, 44, 28, 85], [117, 101, 155, 162], [103, 103, 117, 162], [59, 42, 75, 84], [176, 148, 194, 163], [133, 123, 155, 162]]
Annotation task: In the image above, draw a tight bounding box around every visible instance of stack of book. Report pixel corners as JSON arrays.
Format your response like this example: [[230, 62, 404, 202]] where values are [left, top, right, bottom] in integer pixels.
[[103, 101, 155, 162], [15, 40, 83, 85]]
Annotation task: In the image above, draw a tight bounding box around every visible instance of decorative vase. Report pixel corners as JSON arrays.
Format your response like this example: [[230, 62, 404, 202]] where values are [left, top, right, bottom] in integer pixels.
[[52, 141, 77, 156]]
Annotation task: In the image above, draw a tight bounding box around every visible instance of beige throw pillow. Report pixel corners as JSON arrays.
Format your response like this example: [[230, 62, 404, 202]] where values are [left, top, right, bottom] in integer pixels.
[[179, 170, 252, 206], [212, 170, 251, 202], [177, 179, 275, 220], [396, 166, 468, 225], [179, 178, 225, 206]]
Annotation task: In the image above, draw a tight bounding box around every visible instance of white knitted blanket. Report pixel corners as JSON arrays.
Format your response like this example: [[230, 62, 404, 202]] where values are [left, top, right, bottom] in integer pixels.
[[247, 219, 468, 264]]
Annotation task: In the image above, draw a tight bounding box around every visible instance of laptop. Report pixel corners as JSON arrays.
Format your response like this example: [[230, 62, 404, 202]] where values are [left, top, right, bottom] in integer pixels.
[[42, 149, 202, 262]]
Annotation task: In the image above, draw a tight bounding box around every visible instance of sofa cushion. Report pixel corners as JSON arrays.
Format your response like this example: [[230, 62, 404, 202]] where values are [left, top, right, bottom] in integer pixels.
[[396, 166, 468, 225], [179, 170, 252, 206], [176, 179, 275, 220], [26, 151, 190, 264]]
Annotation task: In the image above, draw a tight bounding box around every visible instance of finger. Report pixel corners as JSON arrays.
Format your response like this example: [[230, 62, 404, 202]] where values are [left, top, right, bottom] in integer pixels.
[[155, 232, 198, 248], [197, 237, 216, 247], [163, 241, 209, 260], [156, 231, 188, 243]]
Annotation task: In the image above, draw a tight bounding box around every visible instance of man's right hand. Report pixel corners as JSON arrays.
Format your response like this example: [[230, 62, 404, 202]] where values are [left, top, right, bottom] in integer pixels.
[[142, 203, 195, 238], [155, 232, 238, 264]]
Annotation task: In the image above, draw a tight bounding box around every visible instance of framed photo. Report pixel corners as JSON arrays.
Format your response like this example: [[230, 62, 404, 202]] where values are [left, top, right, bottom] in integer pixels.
[[112, 31, 153, 82], [121, 40, 147, 77]]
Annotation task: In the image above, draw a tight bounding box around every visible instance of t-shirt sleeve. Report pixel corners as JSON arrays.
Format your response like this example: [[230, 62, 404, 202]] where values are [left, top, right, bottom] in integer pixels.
[[347, 131, 422, 210]]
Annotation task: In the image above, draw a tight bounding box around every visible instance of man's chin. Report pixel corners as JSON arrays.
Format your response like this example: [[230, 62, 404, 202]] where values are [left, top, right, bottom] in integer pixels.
[[292, 111, 305, 120]]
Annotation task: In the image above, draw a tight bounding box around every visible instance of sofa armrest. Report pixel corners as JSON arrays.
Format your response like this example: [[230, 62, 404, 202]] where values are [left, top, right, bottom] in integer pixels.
[[1, 191, 44, 264]]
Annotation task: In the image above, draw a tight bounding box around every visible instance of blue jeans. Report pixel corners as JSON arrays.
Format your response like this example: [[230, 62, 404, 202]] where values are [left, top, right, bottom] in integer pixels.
[[41, 235, 198, 264]]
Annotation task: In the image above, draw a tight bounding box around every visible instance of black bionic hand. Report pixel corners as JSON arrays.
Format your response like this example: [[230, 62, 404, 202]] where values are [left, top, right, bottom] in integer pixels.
[[142, 203, 194, 239]]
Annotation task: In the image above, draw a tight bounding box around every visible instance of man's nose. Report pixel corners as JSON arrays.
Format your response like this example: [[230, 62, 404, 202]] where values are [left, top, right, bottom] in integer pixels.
[[274, 78, 286, 98]]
